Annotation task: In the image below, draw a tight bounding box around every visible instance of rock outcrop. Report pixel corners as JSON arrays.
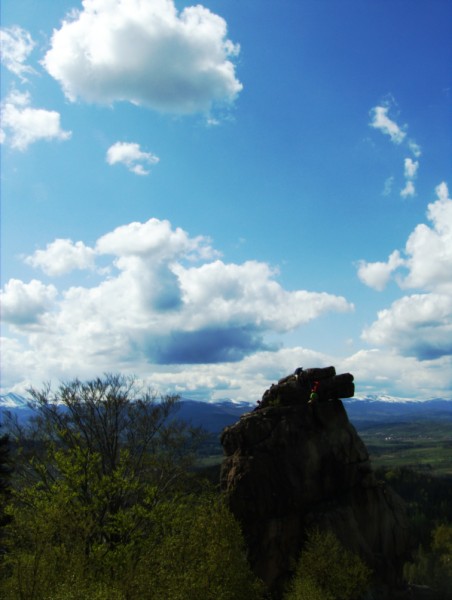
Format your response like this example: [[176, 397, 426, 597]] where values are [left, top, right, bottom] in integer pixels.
[[220, 368, 412, 598]]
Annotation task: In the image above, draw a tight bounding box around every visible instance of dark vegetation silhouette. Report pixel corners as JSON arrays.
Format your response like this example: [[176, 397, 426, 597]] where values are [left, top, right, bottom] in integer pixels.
[[377, 466, 452, 599], [0, 373, 450, 599], [284, 528, 372, 600], [0, 430, 12, 553]]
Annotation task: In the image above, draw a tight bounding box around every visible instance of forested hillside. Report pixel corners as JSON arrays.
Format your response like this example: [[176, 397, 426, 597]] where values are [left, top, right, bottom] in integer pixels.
[[0, 374, 451, 599], [0, 376, 264, 599]]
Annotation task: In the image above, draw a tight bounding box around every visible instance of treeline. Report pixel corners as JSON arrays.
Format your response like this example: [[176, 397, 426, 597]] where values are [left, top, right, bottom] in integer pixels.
[[0, 374, 450, 599], [0, 375, 265, 599], [376, 466, 452, 598]]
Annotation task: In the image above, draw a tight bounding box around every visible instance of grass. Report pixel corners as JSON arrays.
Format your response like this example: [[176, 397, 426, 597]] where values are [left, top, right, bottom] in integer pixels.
[[355, 420, 452, 477]]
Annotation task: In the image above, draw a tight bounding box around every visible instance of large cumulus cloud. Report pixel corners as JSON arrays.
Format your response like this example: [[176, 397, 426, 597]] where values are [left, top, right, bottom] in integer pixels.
[[42, 0, 243, 114], [358, 182, 452, 360], [402, 182, 452, 293], [1, 218, 353, 389], [362, 294, 452, 360], [1, 279, 57, 326]]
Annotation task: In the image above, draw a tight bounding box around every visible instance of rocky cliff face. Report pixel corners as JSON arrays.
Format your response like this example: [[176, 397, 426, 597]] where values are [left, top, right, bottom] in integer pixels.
[[220, 369, 412, 597]]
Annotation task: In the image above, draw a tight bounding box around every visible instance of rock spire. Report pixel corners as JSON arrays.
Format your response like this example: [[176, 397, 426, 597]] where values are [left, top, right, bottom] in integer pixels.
[[220, 367, 412, 597]]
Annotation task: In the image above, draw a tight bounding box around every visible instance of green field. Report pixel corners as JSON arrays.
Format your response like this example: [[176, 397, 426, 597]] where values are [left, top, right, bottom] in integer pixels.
[[356, 420, 452, 477], [197, 420, 452, 479]]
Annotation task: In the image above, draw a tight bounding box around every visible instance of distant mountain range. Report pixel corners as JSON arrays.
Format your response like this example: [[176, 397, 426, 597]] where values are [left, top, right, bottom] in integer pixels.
[[0, 393, 255, 431], [1, 393, 451, 433], [342, 396, 452, 428], [0, 393, 35, 424]]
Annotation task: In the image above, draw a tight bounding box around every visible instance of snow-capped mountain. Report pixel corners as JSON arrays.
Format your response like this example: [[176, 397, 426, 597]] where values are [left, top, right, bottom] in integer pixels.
[[343, 396, 452, 425], [0, 393, 255, 432], [1, 393, 451, 432], [0, 393, 31, 409], [351, 394, 421, 403], [0, 393, 35, 424]]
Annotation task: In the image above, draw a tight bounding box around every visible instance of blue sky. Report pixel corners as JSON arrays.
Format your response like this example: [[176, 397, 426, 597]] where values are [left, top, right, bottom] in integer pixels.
[[1, 0, 451, 401]]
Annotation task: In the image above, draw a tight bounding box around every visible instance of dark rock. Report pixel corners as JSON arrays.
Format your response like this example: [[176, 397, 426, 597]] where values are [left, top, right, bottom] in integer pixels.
[[257, 366, 355, 409], [220, 370, 412, 598]]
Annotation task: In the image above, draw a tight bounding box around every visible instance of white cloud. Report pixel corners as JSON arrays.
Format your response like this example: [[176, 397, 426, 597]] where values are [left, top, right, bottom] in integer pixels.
[[0, 337, 40, 394], [3, 334, 451, 401], [42, 0, 242, 115], [369, 105, 406, 144], [3, 218, 353, 392], [408, 139, 422, 157], [400, 157, 419, 197], [95, 218, 217, 262], [106, 141, 160, 175], [369, 101, 422, 199], [362, 293, 452, 360], [357, 250, 405, 291], [173, 260, 352, 334], [0, 26, 36, 81], [145, 346, 337, 403], [402, 182, 452, 292], [400, 180, 416, 198], [404, 158, 419, 179], [0, 90, 72, 150], [1, 279, 57, 326], [25, 239, 96, 276], [358, 182, 452, 361], [341, 349, 451, 399], [4, 208, 450, 400], [359, 182, 452, 293]]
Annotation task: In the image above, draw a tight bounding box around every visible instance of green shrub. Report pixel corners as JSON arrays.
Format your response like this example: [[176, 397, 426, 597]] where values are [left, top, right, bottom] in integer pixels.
[[0, 483, 264, 599], [404, 523, 452, 600], [0, 374, 262, 599], [285, 528, 372, 600], [139, 494, 265, 600]]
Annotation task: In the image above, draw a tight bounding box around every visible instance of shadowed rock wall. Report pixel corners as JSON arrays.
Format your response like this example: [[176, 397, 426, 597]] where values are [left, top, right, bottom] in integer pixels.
[[220, 371, 412, 597]]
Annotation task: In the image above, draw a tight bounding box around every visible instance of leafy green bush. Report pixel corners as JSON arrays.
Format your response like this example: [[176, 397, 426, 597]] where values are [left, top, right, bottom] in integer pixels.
[[404, 523, 452, 600], [0, 374, 265, 599], [135, 494, 265, 600], [284, 528, 372, 600], [0, 482, 264, 599]]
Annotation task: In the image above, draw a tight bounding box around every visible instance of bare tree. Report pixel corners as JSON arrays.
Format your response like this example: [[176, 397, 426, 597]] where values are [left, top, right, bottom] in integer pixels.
[[14, 374, 205, 503]]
